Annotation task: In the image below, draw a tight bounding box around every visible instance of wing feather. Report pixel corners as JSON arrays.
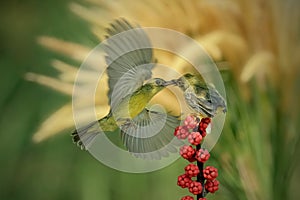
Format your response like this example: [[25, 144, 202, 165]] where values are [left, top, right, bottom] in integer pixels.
[[120, 107, 182, 160], [104, 19, 155, 108]]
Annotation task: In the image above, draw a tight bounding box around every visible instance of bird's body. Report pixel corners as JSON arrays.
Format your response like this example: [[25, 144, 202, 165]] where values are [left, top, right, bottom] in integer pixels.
[[72, 77, 170, 148], [172, 73, 227, 117], [112, 79, 167, 121], [96, 80, 166, 131]]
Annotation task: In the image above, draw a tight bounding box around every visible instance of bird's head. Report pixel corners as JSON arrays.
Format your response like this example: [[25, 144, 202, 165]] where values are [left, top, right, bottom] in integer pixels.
[[215, 95, 227, 114], [143, 78, 173, 94], [148, 78, 174, 87]]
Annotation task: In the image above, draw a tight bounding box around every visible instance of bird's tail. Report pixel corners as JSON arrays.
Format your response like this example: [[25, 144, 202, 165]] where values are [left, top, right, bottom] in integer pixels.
[[71, 112, 117, 150], [71, 121, 100, 150]]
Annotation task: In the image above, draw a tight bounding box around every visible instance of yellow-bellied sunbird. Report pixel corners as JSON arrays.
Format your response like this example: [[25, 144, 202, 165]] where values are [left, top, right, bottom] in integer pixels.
[[170, 73, 227, 118], [72, 18, 180, 159]]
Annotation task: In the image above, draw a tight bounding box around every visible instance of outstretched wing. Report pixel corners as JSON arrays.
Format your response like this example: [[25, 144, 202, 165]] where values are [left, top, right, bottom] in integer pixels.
[[104, 18, 155, 109], [120, 107, 182, 160]]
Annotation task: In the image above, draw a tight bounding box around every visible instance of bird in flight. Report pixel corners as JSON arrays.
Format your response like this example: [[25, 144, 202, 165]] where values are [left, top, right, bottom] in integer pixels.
[[72, 18, 180, 159]]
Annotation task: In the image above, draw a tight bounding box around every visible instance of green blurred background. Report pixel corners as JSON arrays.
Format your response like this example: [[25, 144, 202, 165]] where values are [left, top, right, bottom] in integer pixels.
[[1, 0, 300, 200], [0, 1, 202, 199]]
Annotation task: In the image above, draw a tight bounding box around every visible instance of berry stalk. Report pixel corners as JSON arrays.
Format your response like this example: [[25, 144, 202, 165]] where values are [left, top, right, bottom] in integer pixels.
[[196, 144, 204, 199]]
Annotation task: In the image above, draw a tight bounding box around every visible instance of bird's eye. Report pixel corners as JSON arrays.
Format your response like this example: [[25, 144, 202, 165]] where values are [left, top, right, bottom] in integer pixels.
[[177, 79, 183, 87], [155, 79, 163, 85]]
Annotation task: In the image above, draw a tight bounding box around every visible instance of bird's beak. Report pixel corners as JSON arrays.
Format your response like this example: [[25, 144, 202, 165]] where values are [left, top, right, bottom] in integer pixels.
[[163, 79, 177, 86]]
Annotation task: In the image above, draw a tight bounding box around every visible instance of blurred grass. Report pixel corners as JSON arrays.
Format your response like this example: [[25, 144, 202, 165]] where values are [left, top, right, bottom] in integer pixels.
[[1, 0, 300, 200], [0, 1, 207, 200]]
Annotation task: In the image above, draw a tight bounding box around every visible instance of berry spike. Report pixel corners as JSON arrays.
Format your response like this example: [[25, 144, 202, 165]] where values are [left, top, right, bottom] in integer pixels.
[[176, 116, 219, 199]]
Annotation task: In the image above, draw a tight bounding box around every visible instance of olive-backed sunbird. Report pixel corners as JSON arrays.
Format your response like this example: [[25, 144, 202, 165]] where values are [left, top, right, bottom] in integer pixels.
[[72, 19, 180, 159], [170, 73, 227, 118]]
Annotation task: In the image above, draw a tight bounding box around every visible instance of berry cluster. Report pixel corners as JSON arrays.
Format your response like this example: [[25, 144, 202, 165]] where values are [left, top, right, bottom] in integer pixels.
[[188, 132, 202, 145], [175, 116, 219, 200], [181, 196, 194, 200], [174, 126, 190, 139], [189, 181, 203, 195], [203, 166, 218, 180], [195, 149, 210, 163], [185, 164, 200, 177], [177, 174, 192, 188], [180, 145, 196, 161], [198, 117, 211, 137], [181, 196, 207, 200], [205, 180, 220, 193]]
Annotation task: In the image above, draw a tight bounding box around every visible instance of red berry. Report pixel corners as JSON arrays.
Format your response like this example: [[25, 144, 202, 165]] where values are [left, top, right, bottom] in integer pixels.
[[184, 163, 200, 177], [198, 198, 207, 200], [177, 174, 192, 188], [203, 166, 218, 180], [198, 117, 211, 137], [205, 179, 220, 193], [188, 181, 203, 195], [174, 126, 190, 139], [195, 149, 210, 163], [180, 145, 196, 161], [181, 196, 194, 200], [174, 126, 180, 136], [184, 115, 198, 129], [188, 132, 202, 145]]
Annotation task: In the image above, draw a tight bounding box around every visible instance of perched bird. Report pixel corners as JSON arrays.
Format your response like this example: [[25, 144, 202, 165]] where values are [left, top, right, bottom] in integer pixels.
[[170, 73, 227, 118], [72, 18, 180, 159]]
